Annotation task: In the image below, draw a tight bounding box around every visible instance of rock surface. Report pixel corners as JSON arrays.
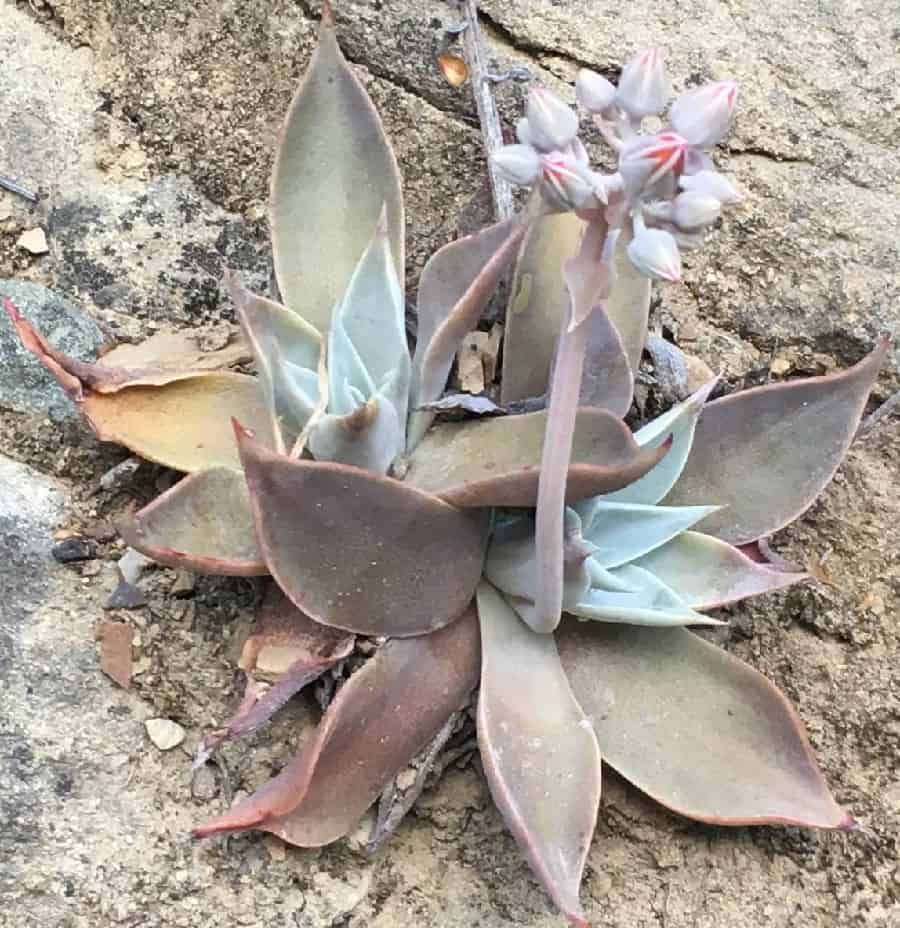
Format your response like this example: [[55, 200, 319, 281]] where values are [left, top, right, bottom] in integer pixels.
[[1, 2, 898, 928], [0, 279, 105, 419]]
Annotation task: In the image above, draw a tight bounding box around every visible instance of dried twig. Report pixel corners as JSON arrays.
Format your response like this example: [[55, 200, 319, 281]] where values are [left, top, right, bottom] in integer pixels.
[[460, 0, 515, 221], [0, 174, 38, 203], [855, 388, 900, 440]]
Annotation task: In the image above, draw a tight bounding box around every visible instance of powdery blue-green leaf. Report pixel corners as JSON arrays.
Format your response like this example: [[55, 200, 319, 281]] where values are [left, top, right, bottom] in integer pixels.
[[271, 6, 403, 329], [632, 530, 808, 609], [476, 582, 600, 928], [235, 422, 486, 637], [569, 563, 723, 627], [664, 338, 889, 543], [306, 389, 404, 474], [317, 215, 410, 472], [558, 621, 856, 829], [574, 499, 720, 568], [334, 212, 409, 422], [602, 378, 717, 505], [483, 513, 592, 624], [194, 605, 480, 846], [118, 467, 265, 576], [229, 275, 322, 453]]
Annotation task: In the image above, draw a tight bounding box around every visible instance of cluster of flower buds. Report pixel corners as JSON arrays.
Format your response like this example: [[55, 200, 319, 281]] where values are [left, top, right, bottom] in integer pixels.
[[492, 48, 740, 283]]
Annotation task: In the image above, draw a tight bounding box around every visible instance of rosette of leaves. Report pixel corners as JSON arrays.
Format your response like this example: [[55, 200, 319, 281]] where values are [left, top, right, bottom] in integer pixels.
[[4, 7, 889, 927]]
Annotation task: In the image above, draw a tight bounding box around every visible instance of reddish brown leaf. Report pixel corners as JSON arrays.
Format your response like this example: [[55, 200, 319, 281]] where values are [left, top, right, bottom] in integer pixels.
[[118, 468, 266, 575], [405, 407, 670, 508], [5, 298, 248, 394], [235, 423, 487, 636], [665, 338, 889, 543], [558, 620, 855, 829], [477, 583, 600, 927], [199, 585, 354, 762], [193, 605, 480, 846]]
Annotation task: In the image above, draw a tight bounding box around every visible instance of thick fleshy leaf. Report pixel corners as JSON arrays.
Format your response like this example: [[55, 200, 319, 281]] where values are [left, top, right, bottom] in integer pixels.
[[82, 373, 272, 472], [229, 275, 321, 454], [408, 220, 526, 449], [574, 499, 720, 568], [501, 212, 582, 404], [330, 212, 409, 421], [235, 424, 487, 636], [413, 220, 515, 370], [568, 564, 722, 627], [603, 378, 717, 505], [664, 339, 889, 543], [5, 297, 249, 393], [198, 584, 354, 762], [476, 582, 600, 928], [558, 621, 855, 829], [500, 215, 648, 406], [307, 391, 404, 474], [270, 5, 404, 329], [604, 218, 651, 374], [193, 605, 480, 846], [118, 467, 265, 575], [405, 408, 670, 508], [633, 531, 808, 609], [579, 305, 634, 415]]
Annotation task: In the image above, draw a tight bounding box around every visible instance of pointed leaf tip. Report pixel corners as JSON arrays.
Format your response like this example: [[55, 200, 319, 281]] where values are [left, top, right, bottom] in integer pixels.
[[665, 339, 890, 543], [320, 0, 335, 26], [194, 607, 480, 846], [559, 622, 853, 829]]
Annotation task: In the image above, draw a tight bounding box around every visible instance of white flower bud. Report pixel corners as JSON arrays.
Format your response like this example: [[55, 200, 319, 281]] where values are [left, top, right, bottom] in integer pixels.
[[492, 144, 542, 187], [616, 48, 670, 119], [627, 226, 683, 282], [539, 152, 596, 211], [670, 80, 738, 147], [679, 169, 740, 205], [516, 117, 533, 146], [618, 131, 688, 198], [576, 69, 617, 115], [526, 88, 580, 152], [670, 190, 721, 230]]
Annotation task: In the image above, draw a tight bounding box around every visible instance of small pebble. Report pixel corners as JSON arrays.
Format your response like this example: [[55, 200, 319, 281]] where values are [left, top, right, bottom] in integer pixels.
[[17, 227, 49, 255], [145, 718, 186, 751], [191, 764, 220, 801], [52, 536, 98, 563], [170, 569, 196, 597]]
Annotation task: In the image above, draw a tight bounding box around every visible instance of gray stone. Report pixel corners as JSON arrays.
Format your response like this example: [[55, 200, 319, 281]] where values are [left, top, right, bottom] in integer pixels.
[[0, 454, 64, 677], [0, 279, 104, 420]]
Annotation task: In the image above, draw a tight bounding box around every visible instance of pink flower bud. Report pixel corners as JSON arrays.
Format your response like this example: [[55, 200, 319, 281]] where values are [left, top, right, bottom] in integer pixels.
[[576, 69, 617, 115], [679, 169, 740, 204], [618, 131, 689, 198], [627, 226, 682, 282], [525, 88, 580, 152], [670, 190, 721, 230], [492, 144, 542, 187], [670, 80, 738, 147], [539, 152, 596, 211], [616, 48, 670, 119]]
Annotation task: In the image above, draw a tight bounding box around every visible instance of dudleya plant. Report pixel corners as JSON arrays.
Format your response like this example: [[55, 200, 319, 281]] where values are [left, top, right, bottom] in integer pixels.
[[5, 8, 889, 926]]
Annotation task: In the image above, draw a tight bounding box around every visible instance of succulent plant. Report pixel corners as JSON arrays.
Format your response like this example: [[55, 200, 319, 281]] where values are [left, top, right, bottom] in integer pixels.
[[4, 8, 889, 927]]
